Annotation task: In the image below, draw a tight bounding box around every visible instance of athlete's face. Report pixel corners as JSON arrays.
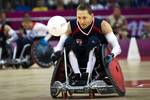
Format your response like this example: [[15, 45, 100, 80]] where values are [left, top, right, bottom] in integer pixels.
[[22, 21, 32, 30], [22, 22, 29, 29], [76, 10, 94, 29]]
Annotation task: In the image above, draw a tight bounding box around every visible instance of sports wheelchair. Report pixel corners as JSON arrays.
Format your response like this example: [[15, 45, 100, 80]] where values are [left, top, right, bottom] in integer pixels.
[[49, 44, 125, 98], [0, 41, 33, 69]]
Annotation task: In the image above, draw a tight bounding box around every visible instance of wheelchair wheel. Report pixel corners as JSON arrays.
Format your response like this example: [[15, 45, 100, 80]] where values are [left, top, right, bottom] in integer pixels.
[[50, 81, 63, 98], [21, 49, 34, 69], [22, 61, 33, 69], [101, 45, 126, 96], [107, 59, 126, 96], [50, 87, 60, 98], [31, 40, 53, 68], [22, 55, 33, 69]]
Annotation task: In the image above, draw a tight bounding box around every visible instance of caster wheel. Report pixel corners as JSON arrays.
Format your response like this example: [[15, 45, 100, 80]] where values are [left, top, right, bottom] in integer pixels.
[[68, 90, 72, 97], [62, 91, 68, 99], [89, 90, 95, 98]]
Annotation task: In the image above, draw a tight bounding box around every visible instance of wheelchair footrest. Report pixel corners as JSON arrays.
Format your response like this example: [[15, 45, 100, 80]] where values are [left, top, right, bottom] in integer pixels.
[[51, 80, 116, 94]]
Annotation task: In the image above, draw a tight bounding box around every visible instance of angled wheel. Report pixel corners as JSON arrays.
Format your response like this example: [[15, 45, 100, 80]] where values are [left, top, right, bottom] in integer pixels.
[[31, 40, 53, 68], [107, 59, 126, 96], [101, 45, 126, 96]]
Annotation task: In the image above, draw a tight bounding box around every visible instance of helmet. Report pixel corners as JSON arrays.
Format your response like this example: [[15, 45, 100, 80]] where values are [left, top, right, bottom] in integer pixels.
[[47, 16, 68, 36]]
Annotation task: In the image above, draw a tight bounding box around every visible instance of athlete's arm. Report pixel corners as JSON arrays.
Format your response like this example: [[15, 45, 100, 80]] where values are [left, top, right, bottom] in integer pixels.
[[4, 25, 18, 44], [101, 20, 121, 57], [53, 22, 72, 52]]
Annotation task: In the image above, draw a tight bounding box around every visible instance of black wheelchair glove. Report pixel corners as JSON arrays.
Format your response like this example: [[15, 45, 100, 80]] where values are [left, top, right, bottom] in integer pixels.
[[104, 53, 114, 64], [51, 51, 62, 62]]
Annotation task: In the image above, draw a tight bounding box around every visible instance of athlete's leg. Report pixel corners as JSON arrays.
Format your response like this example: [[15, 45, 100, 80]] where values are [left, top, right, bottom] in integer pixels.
[[85, 36, 99, 77], [64, 37, 81, 85], [86, 47, 96, 74], [68, 50, 81, 74], [64, 37, 81, 75]]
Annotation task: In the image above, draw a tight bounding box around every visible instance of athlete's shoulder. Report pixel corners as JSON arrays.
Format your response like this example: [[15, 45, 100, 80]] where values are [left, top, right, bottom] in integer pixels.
[[33, 22, 47, 30], [69, 19, 76, 25], [69, 19, 77, 32], [35, 22, 46, 26], [95, 17, 103, 24]]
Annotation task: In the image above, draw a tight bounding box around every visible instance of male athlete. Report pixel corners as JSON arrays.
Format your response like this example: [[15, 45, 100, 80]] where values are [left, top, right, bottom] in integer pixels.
[[40, 3, 121, 85]]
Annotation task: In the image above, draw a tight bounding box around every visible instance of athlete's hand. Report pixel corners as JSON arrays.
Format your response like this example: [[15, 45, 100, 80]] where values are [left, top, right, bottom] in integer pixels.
[[104, 53, 114, 64], [6, 40, 11, 45], [51, 51, 62, 62]]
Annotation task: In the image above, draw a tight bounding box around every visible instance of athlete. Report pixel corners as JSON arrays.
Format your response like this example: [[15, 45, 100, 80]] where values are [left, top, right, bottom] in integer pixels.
[[16, 15, 49, 58], [40, 3, 121, 85]]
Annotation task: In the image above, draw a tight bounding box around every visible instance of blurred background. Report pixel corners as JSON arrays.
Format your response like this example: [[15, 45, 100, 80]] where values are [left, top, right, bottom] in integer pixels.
[[0, 1, 150, 100], [0, 0, 150, 69]]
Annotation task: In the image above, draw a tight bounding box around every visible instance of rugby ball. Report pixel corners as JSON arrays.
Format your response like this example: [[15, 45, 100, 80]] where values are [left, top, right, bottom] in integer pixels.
[[47, 16, 68, 36]]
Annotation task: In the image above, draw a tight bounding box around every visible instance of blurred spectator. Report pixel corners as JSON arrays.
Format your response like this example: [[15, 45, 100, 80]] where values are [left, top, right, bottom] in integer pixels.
[[130, 0, 147, 8], [118, 0, 131, 8], [105, 0, 119, 9], [48, 0, 55, 6], [90, 0, 104, 10], [141, 22, 150, 39], [4, 1, 14, 12], [32, 0, 48, 12], [71, 0, 79, 7], [56, 0, 65, 11], [98, 0, 107, 7], [71, 0, 79, 4], [15, 0, 31, 12], [64, 0, 79, 9], [47, 0, 56, 9], [1, 0, 150, 11], [0, 11, 7, 25], [107, 5, 128, 39], [0, 11, 11, 33], [79, 0, 88, 4]]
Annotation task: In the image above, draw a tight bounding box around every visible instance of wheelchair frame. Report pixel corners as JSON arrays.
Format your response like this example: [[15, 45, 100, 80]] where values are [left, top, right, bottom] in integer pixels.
[[50, 45, 125, 98]]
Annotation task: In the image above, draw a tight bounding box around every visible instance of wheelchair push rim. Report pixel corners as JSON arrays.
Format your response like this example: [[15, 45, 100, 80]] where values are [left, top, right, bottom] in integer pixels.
[[102, 45, 126, 96]]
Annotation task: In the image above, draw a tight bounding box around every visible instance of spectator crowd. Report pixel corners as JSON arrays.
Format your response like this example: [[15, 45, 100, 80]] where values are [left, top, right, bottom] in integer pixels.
[[0, 0, 150, 12]]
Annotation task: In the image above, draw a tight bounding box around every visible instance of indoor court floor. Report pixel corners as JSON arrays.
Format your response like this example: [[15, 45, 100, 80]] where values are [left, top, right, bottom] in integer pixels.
[[0, 60, 150, 100]]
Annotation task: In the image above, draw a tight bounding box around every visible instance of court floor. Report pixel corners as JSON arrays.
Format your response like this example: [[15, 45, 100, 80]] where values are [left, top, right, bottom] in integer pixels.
[[0, 60, 150, 100]]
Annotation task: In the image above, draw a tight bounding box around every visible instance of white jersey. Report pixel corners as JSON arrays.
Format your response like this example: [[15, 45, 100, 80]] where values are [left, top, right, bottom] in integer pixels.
[[7, 29, 18, 44], [29, 22, 48, 38]]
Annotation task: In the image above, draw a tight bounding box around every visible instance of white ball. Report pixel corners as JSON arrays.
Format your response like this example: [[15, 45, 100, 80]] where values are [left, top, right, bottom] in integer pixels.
[[47, 16, 68, 36]]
